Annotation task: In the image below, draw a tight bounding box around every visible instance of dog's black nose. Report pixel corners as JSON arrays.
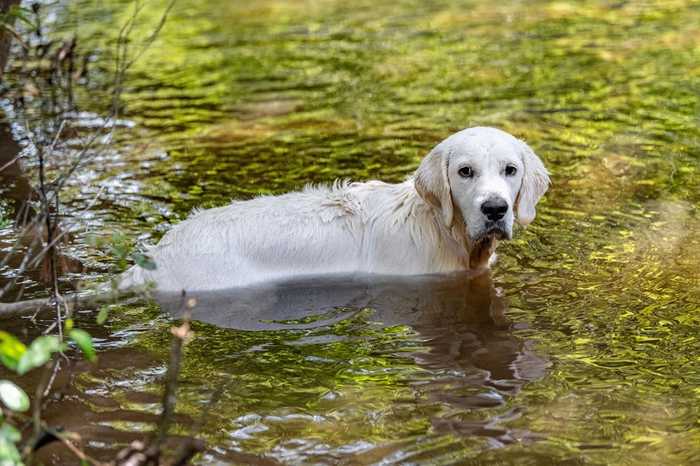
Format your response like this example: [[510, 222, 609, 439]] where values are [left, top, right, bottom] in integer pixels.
[[481, 198, 508, 221]]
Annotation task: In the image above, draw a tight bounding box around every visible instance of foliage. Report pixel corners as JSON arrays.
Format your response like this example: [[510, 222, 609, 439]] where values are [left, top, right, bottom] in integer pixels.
[[0, 422, 22, 466], [15, 335, 65, 375], [0, 0, 698, 464], [0, 380, 28, 412], [0, 0, 182, 463], [0, 332, 24, 372], [0, 5, 34, 28], [0, 326, 95, 465], [55, 0, 698, 463], [0, 226, 157, 464], [88, 231, 157, 273], [67, 328, 96, 362]]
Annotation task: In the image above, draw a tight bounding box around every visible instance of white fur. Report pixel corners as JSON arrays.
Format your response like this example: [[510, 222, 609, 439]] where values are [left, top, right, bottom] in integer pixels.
[[120, 127, 549, 292]]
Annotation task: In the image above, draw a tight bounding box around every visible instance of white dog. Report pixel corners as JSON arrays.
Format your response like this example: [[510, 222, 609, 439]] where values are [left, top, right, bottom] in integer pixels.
[[120, 127, 550, 292]]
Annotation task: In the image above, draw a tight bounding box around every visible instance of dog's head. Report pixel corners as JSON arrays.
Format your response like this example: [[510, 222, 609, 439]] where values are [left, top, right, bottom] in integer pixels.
[[415, 127, 550, 254]]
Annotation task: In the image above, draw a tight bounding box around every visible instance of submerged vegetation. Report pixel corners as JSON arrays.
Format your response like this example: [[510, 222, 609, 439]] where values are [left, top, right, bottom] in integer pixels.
[[0, 0, 699, 464]]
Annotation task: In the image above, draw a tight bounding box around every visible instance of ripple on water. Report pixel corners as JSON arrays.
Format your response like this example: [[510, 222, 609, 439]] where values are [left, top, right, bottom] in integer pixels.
[[1, 0, 699, 464]]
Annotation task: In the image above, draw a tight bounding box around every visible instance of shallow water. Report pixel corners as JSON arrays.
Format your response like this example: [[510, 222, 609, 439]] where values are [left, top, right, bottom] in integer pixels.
[[1, 0, 699, 464]]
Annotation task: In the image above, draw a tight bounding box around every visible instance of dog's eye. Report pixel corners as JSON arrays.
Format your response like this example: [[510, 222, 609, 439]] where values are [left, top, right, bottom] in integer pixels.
[[458, 166, 474, 178], [505, 165, 517, 176]]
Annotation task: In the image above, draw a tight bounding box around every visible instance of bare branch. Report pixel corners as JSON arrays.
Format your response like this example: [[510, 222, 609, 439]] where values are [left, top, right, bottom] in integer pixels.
[[155, 292, 194, 450]]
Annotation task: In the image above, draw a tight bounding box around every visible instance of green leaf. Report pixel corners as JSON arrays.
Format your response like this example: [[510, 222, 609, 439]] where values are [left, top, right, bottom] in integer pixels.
[[96, 306, 110, 325], [110, 232, 129, 258], [0, 332, 26, 372], [0, 423, 20, 443], [69, 329, 96, 362], [16, 336, 64, 375], [0, 435, 22, 463], [0, 381, 29, 412], [133, 253, 157, 271]]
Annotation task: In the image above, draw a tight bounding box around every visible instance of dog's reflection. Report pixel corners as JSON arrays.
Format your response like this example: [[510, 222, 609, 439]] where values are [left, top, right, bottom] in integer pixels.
[[156, 271, 549, 394]]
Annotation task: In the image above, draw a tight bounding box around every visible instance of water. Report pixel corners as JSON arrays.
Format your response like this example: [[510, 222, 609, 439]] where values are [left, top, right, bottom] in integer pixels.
[[1, 0, 699, 464]]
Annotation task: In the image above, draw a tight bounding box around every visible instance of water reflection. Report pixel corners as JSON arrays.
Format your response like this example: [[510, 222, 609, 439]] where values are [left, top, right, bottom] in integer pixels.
[[0, 118, 33, 222], [157, 271, 549, 455], [158, 271, 508, 329], [4, 0, 698, 462], [159, 271, 550, 389], [4, 271, 550, 464]]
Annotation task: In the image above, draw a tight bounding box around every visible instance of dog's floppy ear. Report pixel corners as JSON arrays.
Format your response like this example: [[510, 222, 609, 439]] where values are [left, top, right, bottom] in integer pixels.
[[414, 146, 454, 227], [515, 139, 550, 226]]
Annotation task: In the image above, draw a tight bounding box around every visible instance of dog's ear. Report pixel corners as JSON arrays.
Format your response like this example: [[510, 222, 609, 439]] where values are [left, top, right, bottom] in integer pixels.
[[515, 139, 550, 226], [414, 146, 454, 227]]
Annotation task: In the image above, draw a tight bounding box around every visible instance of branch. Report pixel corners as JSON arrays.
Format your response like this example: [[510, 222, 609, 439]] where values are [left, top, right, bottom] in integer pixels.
[[0, 285, 151, 319], [154, 292, 195, 451], [0, 297, 52, 317]]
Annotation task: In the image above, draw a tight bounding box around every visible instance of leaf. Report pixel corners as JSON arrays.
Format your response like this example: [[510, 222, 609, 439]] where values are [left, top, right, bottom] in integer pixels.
[[0, 380, 29, 412], [0, 423, 21, 443], [0, 332, 26, 372], [69, 329, 96, 362], [0, 434, 22, 463], [16, 336, 65, 375], [110, 232, 129, 259], [96, 306, 110, 325], [133, 252, 157, 271]]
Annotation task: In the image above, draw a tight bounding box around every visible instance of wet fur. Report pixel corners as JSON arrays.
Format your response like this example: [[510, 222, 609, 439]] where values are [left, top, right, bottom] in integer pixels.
[[121, 127, 549, 292]]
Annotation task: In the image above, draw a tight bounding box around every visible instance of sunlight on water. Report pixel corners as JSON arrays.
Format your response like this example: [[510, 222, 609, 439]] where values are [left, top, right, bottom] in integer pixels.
[[1, 0, 699, 464]]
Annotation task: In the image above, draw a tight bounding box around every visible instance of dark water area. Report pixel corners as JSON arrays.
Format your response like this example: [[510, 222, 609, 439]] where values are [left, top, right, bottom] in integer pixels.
[[1, 0, 699, 464]]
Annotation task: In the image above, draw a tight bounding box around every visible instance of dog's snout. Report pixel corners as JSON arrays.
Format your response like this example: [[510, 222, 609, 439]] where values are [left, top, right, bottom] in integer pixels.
[[481, 198, 508, 221]]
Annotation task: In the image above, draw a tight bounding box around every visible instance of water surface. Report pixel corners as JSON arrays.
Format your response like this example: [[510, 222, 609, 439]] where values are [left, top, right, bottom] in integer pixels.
[[1, 0, 699, 464]]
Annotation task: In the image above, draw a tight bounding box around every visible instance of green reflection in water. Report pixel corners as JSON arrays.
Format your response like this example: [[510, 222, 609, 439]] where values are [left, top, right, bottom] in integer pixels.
[[3, 0, 700, 464]]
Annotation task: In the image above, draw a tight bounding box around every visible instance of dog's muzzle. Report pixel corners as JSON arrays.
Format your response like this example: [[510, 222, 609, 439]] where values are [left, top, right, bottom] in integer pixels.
[[483, 220, 510, 240]]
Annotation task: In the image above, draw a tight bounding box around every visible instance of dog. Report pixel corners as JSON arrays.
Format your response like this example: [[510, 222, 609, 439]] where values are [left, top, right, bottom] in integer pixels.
[[120, 127, 550, 292]]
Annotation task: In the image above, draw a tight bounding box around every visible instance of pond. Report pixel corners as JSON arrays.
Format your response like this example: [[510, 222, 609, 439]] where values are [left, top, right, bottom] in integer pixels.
[[1, 0, 699, 464]]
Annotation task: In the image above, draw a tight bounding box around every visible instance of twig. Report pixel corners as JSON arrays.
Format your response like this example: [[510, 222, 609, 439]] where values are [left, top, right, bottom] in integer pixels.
[[27, 184, 106, 270], [21, 357, 60, 460], [0, 152, 23, 173], [52, 430, 108, 466], [33, 358, 58, 435], [113, 0, 145, 117], [0, 285, 151, 319], [112, 292, 201, 466], [35, 118, 62, 340], [0, 223, 44, 299], [154, 292, 194, 452], [1, 2, 194, 464], [1, 23, 29, 50], [0, 297, 51, 317], [123, 0, 177, 71]]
